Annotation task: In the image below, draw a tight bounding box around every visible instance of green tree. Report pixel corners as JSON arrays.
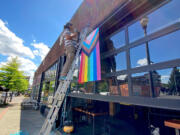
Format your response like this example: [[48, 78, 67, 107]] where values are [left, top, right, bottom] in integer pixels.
[[0, 57, 29, 103], [168, 67, 180, 95], [97, 80, 108, 92]]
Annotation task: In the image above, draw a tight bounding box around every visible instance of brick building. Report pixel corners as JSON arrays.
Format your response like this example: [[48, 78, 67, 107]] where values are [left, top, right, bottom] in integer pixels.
[[32, 0, 180, 134]]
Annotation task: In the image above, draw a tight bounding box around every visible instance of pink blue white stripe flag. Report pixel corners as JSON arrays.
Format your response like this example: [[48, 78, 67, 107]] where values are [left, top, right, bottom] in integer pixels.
[[78, 28, 101, 83]]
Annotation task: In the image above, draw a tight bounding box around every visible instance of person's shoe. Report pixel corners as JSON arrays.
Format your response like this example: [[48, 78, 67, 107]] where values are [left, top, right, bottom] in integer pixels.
[[59, 76, 66, 81]]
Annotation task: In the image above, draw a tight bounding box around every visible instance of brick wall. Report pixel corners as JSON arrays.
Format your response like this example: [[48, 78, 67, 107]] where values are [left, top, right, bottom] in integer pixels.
[[33, 0, 125, 85], [33, 38, 64, 85], [70, 0, 125, 31]]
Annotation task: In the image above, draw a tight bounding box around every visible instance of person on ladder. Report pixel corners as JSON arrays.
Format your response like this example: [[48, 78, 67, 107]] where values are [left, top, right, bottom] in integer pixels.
[[59, 22, 78, 80]]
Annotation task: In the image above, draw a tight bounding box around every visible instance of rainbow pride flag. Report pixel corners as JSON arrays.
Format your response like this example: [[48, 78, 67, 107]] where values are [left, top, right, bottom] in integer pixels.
[[78, 28, 101, 83]]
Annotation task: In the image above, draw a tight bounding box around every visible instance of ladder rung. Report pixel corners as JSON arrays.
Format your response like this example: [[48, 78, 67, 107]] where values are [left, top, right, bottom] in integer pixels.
[[54, 95, 65, 100], [53, 97, 63, 101], [54, 105, 60, 109]]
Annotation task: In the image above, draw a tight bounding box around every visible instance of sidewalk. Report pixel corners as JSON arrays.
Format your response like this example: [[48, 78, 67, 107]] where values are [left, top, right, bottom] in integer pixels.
[[0, 96, 45, 135]]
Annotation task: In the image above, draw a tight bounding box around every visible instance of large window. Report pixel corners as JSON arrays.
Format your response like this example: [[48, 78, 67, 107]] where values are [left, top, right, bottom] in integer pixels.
[[41, 62, 58, 106], [115, 52, 127, 71], [32, 85, 39, 100], [152, 67, 180, 98], [132, 72, 151, 97], [98, 0, 180, 99], [70, 0, 180, 104], [129, 21, 145, 43], [41, 81, 55, 106], [118, 74, 129, 96], [110, 30, 125, 49], [149, 30, 180, 63], [128, 0, 180, 42], [44, 62, 57, 81], [146, 0, 180, 34], [130, 44, 147, 68]]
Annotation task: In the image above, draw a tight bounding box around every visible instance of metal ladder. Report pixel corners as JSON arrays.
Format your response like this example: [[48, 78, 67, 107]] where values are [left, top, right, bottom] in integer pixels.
[[39, 27, 89, 135]]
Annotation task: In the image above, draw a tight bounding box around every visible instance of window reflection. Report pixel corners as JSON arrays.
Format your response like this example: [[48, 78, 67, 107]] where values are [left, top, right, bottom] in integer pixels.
[[100, 38, 115, 54], [109, 80, 119, 95], [71, 62, 81, 92], [99, 77, 119, 96], [151, 71, 161, 97], [41, 81, 55, 106], [147, 0, 180, 34], [130, 44, 147, 68], [129, 21, 145, 42], [132, 72, 151, 97], [44, 62, 57, 81], [110, 30, 125, 49], [96, 75, 129, 96], [41, 83, 48, 103], [85, 82, 94, 93], [117, 75, 129, 96], [101, 44, 126, 73], [149, 30, 180, 63], [129, 0, 180, 42], [101, 39, 116, 74], [77, 83, 87, 93], [72, 82, 94, 94], [71, 70, 79, 92], [153, 67, 180, 98], [97, 80, 109, 95], [115, 52, 127, 71], [32, 85, 39, 100], [101, 56, 116, 74], [71, 81, 78, 92]]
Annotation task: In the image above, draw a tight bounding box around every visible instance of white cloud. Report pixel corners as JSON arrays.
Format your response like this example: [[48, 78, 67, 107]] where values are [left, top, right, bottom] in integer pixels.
[[0, 19, 51, 85], [0, 19, 34, 59], [32, 42, 50, 61], [137, 58, 147, 66], [17, 57, 37, 85], [161, 75, 170, 84], [161, 75, 170, 79], [33, 50, 39, 56], [0, 56, 37, 85], [117, 75, 127, 80]]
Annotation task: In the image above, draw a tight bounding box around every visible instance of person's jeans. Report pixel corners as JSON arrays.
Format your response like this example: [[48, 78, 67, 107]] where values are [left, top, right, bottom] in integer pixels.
[[60, 45, 76, 76]]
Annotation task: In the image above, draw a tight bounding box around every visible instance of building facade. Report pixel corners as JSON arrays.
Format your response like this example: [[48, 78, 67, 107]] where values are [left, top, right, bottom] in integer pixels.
[[32, 0, 180, 134]]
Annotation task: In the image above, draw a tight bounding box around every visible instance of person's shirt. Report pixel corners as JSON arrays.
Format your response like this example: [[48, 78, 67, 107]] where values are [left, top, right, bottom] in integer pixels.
[[63, 28, 77, 47]]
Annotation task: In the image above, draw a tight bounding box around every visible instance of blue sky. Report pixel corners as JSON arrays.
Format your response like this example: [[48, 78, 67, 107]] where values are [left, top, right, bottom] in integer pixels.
[[0, 0, 83, 84]]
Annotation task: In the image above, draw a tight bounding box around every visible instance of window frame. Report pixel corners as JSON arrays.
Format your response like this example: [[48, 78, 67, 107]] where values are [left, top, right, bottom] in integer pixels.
[[68, 0, 180, 110]]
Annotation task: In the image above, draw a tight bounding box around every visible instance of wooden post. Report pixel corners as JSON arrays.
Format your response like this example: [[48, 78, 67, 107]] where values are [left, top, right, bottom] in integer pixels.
[[109, 102, 115, 116]]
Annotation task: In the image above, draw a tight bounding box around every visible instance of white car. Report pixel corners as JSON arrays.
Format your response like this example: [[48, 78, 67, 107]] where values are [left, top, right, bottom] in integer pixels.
[[0, 92, 11, 104], [0, 92, 6, 103]]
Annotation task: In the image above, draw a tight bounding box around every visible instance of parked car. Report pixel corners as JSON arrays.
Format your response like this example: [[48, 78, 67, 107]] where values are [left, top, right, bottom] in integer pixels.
[[0, 92, 7, 104], [0, 92, 12, 104]]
